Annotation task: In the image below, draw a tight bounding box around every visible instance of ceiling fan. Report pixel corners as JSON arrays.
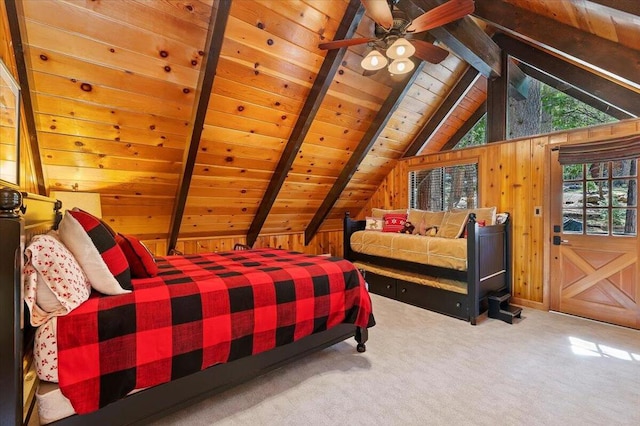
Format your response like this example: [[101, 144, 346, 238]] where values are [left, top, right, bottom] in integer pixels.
[[319, 0, 475, 74]]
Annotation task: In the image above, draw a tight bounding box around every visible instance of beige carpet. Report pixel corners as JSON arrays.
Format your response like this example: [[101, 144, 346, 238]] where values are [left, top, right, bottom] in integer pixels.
[[150, 294, 640, 426]]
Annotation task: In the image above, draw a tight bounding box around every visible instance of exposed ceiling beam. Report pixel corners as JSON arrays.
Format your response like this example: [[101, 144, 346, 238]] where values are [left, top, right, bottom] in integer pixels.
[[473, 0, 640, 91], [403, 65, 480, 157], [5, 0, 45, 194], [440, 102, 487, 151], [486, 48, 508, 142], [246, 0, 364, 247], [517, 62, 633, 121], [167, 1, 231, 254], [402, 0, 502, 78], [305, 61, 426, 245], [586, 0, 640, 16], [495, 33, 640, 118]]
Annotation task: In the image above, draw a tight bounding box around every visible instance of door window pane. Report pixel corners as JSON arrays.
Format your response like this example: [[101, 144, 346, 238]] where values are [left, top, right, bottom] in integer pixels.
[[613, 209, 637, 235], [563, 182, 583, 208], [586, 209, 608, 235], [563, 209, 583, 233]]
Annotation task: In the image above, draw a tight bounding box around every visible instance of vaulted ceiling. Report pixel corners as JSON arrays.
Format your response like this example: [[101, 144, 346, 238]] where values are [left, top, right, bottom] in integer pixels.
[[2, 0, 639, 249]]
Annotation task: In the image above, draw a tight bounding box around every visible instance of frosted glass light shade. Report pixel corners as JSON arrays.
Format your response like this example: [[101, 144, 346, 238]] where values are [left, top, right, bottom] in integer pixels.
[[388, 58, 415, 75], [386, 38, 415, 60], [361, 50, 388, 71], [50, 191, 103, 218]]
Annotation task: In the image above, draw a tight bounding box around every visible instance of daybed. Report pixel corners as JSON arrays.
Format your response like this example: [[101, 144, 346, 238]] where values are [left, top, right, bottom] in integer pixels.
[[343, 207, 512, 325], [0, 188, 374, 425]]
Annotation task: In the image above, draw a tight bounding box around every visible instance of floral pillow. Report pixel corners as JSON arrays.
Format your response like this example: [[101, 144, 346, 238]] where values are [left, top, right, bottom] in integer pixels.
[[24, 234, 91, 326], [58, 209, 131, 294]]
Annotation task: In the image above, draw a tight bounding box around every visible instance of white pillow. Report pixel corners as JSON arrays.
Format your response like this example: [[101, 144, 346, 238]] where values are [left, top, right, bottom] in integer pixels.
[[58, 212, 130, 295]]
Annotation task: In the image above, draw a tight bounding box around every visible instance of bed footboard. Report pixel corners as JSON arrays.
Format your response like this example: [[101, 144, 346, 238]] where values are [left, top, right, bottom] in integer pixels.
[[467, 214, 512, 325]]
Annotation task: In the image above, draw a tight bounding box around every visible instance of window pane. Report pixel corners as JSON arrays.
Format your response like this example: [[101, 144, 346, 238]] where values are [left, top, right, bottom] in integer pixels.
[[612, 179, 637, 207], [586, 181, 608, 207], [586, 162, 608, 179], [562, 209, 583, 233], [612, 159, 637, 178], [506, 63, 616, 140], [563, 164, 583, 181], [612, 209, 637, 236], [409, 164, 477, 211], [586, 209, 608, 235], [563, 182, 583, 208]]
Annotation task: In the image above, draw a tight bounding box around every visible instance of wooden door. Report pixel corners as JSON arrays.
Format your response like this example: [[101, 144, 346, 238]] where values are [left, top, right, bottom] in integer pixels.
[[550, 150, 640, 329]]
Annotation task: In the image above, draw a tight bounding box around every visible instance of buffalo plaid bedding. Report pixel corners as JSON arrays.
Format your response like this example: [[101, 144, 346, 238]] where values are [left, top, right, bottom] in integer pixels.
[[56, 249, 375, 414]]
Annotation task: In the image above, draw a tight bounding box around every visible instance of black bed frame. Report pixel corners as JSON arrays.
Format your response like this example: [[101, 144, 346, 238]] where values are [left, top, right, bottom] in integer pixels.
[[343, 211, 512, 325], [0, 188, 368, 426]]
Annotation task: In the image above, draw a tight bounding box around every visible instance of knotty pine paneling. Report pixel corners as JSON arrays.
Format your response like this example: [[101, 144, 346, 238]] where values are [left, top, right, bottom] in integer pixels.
[[362, 118, 640, 307], [142, 229, 343, 258]]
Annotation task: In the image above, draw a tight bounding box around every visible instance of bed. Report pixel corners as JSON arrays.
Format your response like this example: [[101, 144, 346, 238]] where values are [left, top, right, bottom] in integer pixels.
[[0, 188, 374, 425], [343, 209, 512, 325]]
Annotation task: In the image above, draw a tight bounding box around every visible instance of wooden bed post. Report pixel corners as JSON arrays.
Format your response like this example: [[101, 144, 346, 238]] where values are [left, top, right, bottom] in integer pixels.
[[466, 213, 480, 325], [0, 188, 24, 426]]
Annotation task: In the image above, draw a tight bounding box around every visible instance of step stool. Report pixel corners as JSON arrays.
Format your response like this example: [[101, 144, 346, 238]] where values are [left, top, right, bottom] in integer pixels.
[[488, 292, 522, 324]]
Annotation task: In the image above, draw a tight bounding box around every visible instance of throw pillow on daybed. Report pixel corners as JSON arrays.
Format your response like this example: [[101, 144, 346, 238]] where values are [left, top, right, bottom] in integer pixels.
[[382, 213, 407, 233], [365, 216, 384, 231], [58, 209, 132, 294], [116, 233, 158, 278], [436, 210, 469, 239]]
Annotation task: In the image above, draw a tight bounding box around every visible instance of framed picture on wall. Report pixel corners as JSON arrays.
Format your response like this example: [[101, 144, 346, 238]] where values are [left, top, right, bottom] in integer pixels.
[[0, 58, 21, 186]]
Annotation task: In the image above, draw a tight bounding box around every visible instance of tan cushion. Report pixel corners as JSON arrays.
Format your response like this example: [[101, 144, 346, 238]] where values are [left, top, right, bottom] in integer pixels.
[[371, 208, 407, 219], [453, 207, 496, 225], [437, 211, 470, 239], [422, 211, 445, 228], [407, 209, 426, 234], [416, 211, 445, 236]]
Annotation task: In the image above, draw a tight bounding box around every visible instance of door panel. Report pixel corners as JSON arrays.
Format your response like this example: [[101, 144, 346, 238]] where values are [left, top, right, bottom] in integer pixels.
[[550, 150, 640, 329]]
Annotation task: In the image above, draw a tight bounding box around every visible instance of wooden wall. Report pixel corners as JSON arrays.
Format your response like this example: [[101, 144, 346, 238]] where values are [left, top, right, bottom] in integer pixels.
[[359, 118, 640, 309], [142, 229, 343, 258]]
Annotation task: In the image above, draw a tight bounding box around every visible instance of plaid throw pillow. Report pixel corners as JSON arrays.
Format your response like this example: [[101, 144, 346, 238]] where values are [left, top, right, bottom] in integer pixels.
[[116, 234, 158, 278]]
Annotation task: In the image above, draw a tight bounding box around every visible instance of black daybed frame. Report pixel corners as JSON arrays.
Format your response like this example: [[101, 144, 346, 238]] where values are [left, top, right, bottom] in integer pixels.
[[0, 188, 368, 426], [344, 212, 512, 325]]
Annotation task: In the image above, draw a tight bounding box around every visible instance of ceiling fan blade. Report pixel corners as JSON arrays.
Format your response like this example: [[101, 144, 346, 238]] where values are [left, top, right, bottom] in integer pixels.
[[410, 39, 449, 64], [407, 0, 475, 34], [318, 37, 375, 50], [361, 0, 394, 29]]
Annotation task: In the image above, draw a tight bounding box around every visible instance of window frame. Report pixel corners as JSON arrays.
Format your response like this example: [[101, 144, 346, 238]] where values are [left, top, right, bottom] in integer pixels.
[[408, 158, 480, 212]]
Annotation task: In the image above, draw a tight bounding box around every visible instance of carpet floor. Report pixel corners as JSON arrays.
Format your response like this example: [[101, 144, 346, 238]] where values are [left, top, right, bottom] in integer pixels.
[[150, 294, 640, 426]]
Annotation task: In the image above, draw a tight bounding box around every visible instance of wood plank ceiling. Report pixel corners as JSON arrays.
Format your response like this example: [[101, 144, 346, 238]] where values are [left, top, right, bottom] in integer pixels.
[[4, 0, 640, 247]]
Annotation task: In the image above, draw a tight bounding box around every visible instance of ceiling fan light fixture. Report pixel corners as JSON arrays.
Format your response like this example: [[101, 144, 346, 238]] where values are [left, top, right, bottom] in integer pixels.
[[388, 58, 414, 75], [386, 38, 415, 60], [361, 50, 388, 71]]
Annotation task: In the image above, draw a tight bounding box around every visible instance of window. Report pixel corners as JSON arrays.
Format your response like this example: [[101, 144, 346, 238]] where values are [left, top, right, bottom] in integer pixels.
[[409, 163, 478, 211], [507, 61, 617, 140], [455, 115, 486, 150], [562, 159, 637, 236]]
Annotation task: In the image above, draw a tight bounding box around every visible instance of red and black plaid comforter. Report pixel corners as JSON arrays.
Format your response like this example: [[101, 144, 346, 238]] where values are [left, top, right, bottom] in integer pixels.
[[56, 249, 375, 414]]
